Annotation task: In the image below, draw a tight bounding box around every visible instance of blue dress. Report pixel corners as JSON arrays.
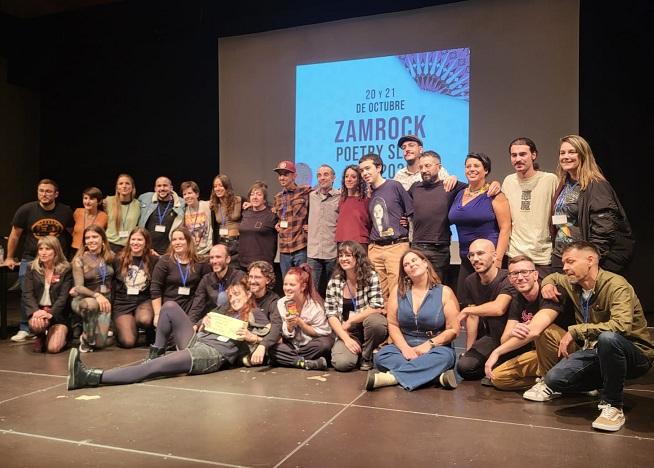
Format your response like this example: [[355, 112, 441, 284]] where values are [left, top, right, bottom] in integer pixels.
[[448, 191, 499, 257], [374, 285, 456, 390]]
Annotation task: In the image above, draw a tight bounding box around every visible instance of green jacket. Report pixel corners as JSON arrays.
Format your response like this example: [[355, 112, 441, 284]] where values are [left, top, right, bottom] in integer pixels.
[[542, 269, 654, 360]]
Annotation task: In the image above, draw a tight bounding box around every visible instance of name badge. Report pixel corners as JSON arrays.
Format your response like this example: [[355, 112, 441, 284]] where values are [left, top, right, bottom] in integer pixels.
[[119, 230, 130, 238], [216, 335, 230, 342], [551, 214, 568, 225], [99, 285, 108, 294], [219, 228, 229, 236], [178, 286, 191, 296], [155, 224, 167, 233], [127, 287, 140, 295], [280, 220, 289, 229]]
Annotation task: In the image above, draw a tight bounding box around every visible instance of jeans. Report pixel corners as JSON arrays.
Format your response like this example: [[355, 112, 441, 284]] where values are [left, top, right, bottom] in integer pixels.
[[544, 332, 652, 407], [307, 257, 336, 296], [279, 248, 307, 279], [18, 258, 33, 332], [411, 243, 450, 285]]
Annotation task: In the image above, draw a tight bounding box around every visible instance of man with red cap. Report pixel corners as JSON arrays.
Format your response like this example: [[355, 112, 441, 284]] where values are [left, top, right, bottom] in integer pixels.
[[272, 160, 312, 277]]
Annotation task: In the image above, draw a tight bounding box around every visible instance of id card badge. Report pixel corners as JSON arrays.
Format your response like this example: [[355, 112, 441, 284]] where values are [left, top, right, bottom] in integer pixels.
[[155, 224, 167, 233], [99, 285, 108, 294], [119, 230, 129, 238], [127, 287, 140, 295], [216, 335, 230, 342], [178, 286, 191, 296], [280, 220, 289, 229], [551, 214, 568, 225], [219, 228, 229, 236]]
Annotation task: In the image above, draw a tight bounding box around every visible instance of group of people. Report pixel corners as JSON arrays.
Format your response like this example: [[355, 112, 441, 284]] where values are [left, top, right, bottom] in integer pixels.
[[3, 133, 651, 433]]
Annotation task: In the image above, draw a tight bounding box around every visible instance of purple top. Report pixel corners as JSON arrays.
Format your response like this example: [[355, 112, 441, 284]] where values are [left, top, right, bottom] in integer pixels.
[[448, 191, 499, 256]]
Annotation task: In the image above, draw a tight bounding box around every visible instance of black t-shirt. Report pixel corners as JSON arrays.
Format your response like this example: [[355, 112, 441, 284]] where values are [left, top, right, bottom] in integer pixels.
[[145, 200, 178, 255], [238, 207, 278, 268], [508, 283, 574, 330], [462, 269, 516, 341], [112, 254, 159, 314], [150, 255, 211, 313], [409, 180, 466, 244], [12, 201, 74, 257]]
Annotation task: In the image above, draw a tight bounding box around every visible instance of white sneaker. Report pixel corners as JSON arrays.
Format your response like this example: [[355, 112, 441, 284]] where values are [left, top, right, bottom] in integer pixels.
[[523, 377, 562, 402], [592, 405, 625, 432], [10, 330, 33, 342]]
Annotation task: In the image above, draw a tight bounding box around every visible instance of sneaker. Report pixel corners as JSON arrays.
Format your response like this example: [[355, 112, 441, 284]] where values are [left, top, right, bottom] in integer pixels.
[[523, 378, 562, 402], [305, 356, 328, 371], [11, 330, 32, 342], [439, 369, 458, 389], [359, 360, 373, 371], [584, 389, 600, 397], [592, 405, 625, 432], [597, 400, 610, 410], [480, 376, 493, 387], [79, 335, 94, 353], [242, 355, 252, 367]]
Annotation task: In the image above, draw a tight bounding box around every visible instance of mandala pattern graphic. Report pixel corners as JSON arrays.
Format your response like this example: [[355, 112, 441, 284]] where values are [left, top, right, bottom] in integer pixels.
[[398, 48, 470, 100]]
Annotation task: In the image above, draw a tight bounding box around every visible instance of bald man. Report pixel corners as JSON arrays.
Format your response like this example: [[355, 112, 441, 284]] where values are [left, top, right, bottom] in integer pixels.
[[456, 238, 517, 380], [138, 176, 185, 255]]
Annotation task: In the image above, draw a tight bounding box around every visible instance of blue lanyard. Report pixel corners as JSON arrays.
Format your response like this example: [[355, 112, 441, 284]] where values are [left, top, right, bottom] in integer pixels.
[[176, 259, 190, 287], [157, 200, 172, 225], [345, 281, 358, 311], [215, 281, 226, 307], [580, 292, 592, 323], [98, 260, 107, 285]]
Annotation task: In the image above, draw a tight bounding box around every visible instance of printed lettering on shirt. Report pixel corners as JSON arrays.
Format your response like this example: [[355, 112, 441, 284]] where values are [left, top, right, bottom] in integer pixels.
[[520, 190, 532, 211]]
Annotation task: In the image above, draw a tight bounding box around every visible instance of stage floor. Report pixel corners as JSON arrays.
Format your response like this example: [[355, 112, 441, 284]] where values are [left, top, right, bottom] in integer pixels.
[[1, 334, 653, 468]]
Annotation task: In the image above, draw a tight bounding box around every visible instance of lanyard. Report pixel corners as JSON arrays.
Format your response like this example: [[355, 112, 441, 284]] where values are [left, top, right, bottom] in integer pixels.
[[129, 259, 144, 287], [176, 259, 190, 287], [215, 281, 226, 307], [96, 258, 107, 285], [157, 200, 172, 225], [281, 191, 289, 219], [345, 281, 358, 311], [121, 202, 132, 229], [185, 206, 200, 232]]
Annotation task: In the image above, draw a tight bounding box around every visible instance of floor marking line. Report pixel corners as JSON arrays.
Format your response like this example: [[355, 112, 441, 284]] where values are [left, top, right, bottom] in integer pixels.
[[0, 382, 66, 406]]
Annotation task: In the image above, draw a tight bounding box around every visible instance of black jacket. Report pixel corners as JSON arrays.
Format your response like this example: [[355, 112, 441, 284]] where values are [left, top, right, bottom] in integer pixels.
[[22, 267, 73, 325]]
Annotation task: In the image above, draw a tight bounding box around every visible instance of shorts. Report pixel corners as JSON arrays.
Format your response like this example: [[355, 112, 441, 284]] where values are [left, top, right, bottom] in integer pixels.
[[187, 334, 225, 375]]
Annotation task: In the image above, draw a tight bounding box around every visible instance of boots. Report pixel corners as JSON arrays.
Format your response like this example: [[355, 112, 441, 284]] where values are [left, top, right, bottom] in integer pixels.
[[145, 345, 165, 362], [67, 348, 103, 390], [296, 356, 328, 371], [365, 370, 398, 391]]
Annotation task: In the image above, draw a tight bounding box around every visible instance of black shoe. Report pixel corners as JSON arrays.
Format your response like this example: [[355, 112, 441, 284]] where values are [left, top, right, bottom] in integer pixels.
[[359, 360, 374, 371], [304, 356, 328, 371], [67, 348, 103, 390], [365, 370, 379, 391], [145, 345, 165, 362], [480, 376, 493, 387]]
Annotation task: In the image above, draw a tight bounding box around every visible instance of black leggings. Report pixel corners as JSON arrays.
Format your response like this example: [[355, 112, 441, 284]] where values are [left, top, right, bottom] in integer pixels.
[[102, 302, 195, 385]]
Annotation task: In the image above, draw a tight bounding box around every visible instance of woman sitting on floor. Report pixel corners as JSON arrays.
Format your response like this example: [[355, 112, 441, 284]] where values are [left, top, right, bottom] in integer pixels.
[[366, 249, 460, 391], [268, 264, 333, 371], [25, 237, 73, 353], [67, 277, 263, 389], [325, 240, 387, 372], [70, 225, 115, 352]]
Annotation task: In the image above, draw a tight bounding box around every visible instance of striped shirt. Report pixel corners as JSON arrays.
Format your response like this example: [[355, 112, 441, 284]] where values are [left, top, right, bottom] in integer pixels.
[[324, 270, 384, 321]]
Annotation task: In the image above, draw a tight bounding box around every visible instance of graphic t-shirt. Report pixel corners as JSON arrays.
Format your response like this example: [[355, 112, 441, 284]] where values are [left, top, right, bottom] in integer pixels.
[[12, 201, 74, 257], [368, 179, 413, 242]]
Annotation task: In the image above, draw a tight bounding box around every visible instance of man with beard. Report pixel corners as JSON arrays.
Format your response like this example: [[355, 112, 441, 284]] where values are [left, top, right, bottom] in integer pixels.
[[408, 151, 466, 284], [394, 135, 449, 190], [456, 238, 516, 380], [138, 176, 185, 255]]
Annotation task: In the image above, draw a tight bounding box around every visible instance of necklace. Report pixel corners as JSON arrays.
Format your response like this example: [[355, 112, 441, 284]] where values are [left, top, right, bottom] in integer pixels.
[[464, 183, 489, 197]]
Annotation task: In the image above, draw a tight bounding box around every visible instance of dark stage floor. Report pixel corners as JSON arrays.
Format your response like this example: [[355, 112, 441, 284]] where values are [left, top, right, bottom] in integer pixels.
[[1, 333, 653, 468]]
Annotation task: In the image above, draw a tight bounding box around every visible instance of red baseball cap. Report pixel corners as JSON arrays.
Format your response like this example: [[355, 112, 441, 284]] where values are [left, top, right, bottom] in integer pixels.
[[273, 160, 297, 173]]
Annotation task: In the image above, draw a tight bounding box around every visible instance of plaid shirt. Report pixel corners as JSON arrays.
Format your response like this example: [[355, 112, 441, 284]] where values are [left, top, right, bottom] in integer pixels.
[[273, 184, 311, 254], [324, 270, 384, 321]]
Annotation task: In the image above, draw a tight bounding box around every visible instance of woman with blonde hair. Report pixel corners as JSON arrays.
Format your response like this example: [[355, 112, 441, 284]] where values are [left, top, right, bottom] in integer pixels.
[[105, 174, 141, 253], [551, 135, 633, 271], [70, 225, 115, 352], [25, 237, 73, 353]]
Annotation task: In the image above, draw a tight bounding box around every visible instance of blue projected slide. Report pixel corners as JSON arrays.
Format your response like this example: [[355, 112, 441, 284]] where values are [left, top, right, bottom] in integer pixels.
[[295, 48, 470, 188]]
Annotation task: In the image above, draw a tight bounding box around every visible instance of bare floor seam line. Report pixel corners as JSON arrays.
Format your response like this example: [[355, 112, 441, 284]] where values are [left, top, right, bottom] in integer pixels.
[[0, 382, 66, 406], [351, 404, 654, 442], [138, 382, 347, 406], [0, 429, 252, 467], [0, 369, 65, 378], [273, 390, 367, 468]]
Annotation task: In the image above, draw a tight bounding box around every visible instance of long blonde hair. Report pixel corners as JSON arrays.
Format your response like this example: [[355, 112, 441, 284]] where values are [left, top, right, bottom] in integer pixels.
[[31, 236, 70, 275], [556, 135, 606, 190]]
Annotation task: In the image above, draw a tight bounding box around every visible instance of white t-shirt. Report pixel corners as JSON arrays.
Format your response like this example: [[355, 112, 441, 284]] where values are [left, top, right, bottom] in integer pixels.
[[502, 171, 558, 264]]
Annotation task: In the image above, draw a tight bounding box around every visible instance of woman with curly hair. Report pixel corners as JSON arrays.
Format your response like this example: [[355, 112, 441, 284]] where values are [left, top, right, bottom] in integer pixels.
[[334, 165, 371, 249], [325, 241, 387, 372], [366, 249, 460, 391]]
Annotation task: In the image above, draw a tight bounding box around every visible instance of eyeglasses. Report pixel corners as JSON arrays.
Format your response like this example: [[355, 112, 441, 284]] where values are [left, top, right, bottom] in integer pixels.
[[507, 269, 536, 279]]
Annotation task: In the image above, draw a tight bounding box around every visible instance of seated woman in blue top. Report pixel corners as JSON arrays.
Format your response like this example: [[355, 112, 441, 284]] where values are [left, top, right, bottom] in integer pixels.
[[67, 277, 263, 389], [448, 152, 511, 298], [366, 249, 460, 391]]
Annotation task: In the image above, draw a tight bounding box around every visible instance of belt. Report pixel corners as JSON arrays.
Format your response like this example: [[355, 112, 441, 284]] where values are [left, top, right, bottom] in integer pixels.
[[370, 237, 408, 246], [219, 236, 239, 241], [412, 242, 448, 249]]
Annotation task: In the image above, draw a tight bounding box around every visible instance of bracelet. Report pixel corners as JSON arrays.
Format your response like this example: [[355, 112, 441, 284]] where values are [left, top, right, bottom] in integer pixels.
[[428, 339, 437, 348]]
